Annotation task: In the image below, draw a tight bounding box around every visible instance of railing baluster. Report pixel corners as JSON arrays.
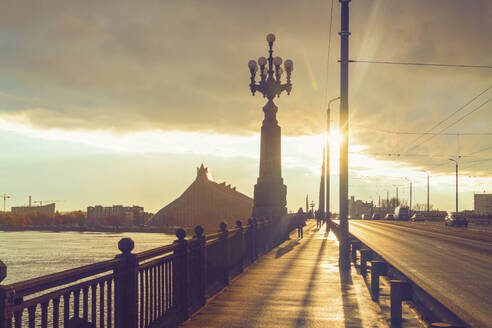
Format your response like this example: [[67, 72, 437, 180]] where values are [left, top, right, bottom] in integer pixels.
[[14, 307, 23, 328], [82, 287, 89, 320], [28, 305, 36, 328], [162, 262, 166, 315], [114, 277, 119, 328], [53, 297, 60, 328], [170, 260, 173, 308], [73, 289, 80, 318], [158, 263, 162, 318], [63, 293, 70, 328], [165, 262, 169, 311], [90, 284, 97, 326], [41, 301, 48, 328], [149, 267, 153, 323], [154, 265, 158, 322], [139, 272, 144, 328], [145, 268, 149, 328], [99, 280, 105, 328], [162, 263, 166, 313], [107, 279, 112, 328]]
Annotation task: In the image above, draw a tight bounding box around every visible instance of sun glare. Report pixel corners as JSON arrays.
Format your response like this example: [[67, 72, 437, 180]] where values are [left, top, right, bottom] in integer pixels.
[[328, 130, 342, 150]]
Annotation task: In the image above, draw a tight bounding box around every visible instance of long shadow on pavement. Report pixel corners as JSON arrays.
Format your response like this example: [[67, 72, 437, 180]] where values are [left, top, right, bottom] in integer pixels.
[[293, 238, 327, 327], [275, 239, 300, 258], [235, 226, 317, 326], [340, 267, 363, 328]]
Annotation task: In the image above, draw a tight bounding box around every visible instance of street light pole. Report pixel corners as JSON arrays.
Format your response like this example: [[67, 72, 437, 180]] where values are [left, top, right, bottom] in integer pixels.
[[449, 158, 459, 212], [405, 178, 412, 214], [426, 172, 430, 213], [392, 184, 399, 207], [338, 0, 351, 271], [326, 96, 340, 225]]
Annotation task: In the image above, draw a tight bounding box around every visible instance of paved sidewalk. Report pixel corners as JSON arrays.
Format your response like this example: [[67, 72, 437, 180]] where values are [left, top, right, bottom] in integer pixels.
[[181, 222, 395, 327]]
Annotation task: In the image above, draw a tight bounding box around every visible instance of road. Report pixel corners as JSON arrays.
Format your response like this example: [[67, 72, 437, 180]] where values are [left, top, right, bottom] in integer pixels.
[[349, 220, 492, 328]]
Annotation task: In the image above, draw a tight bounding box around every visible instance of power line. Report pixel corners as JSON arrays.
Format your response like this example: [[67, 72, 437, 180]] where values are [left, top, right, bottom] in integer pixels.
[[461, 158, 492, 170], [358, 153, 475, 159], [323, 0, 335, 108], [467, 145, 492, 156], [404, 85, 492, 152], [408, 97, 492, 152], [349, 60, 492, 69], [353, 125, 492, 136]]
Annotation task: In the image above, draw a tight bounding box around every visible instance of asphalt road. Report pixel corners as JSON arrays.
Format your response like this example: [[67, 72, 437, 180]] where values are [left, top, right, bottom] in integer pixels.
[[349, 221, 492, 328]]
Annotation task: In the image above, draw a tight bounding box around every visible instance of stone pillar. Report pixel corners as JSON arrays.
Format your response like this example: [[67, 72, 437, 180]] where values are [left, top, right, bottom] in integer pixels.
[[114, 238, 138, 328], [253, 99, 287, 220], [173, 229, 189, 323]]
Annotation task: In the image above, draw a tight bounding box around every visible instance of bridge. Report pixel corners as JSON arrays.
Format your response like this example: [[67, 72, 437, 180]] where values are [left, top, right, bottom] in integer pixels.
[[2, 216, 489, 328]]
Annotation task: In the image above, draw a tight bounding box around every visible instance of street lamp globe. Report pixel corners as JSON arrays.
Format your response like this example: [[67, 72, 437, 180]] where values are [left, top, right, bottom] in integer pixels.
[[273, 56, 282, 66], [266, 33, 276, 43], [248, 60, 257, 70], [258, 57, 267, 66], [284, 59, 293, 71]]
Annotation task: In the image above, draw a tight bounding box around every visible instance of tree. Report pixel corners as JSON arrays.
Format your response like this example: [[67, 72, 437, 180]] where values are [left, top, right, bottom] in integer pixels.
[[104, 215, 126, 229], [413, 203, 435, 211], [380, 197, 407, 209]]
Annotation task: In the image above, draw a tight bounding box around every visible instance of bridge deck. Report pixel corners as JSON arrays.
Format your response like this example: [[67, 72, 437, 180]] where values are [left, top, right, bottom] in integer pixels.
[[181, 222, 390, 328]]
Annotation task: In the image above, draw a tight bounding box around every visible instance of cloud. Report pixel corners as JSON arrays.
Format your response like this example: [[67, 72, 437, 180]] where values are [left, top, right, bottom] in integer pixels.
[[0, 0, 491, 177]]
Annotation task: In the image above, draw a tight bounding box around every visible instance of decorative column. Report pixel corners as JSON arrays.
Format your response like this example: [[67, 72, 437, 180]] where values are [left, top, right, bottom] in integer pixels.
[[248, 33, 294, 220]]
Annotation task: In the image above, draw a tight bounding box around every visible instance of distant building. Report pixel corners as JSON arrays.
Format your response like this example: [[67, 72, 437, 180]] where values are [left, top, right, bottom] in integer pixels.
[[348, 196, 373, 219], [474, 194, 492, 215], [11, 203, 56, 216], [87, 204, 149, 225], [147, 164, 253, 232]]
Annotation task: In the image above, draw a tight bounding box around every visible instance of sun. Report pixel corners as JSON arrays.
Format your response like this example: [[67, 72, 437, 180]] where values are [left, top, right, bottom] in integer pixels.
[[328, 130, 342, 150]]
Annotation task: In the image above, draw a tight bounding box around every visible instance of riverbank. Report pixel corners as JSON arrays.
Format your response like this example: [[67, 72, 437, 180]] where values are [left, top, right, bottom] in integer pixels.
[[0, 225, 192, 234]]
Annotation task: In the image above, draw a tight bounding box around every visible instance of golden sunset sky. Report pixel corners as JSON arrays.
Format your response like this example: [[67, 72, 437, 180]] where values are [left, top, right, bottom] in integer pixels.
[[1, 0, 491, 213]]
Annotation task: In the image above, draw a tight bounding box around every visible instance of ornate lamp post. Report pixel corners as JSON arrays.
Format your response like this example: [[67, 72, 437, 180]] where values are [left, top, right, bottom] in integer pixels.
[[248, 33, 294, 220]]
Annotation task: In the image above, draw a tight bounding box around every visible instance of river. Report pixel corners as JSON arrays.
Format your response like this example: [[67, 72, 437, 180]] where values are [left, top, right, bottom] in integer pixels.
[[0, 230, 176, 284]]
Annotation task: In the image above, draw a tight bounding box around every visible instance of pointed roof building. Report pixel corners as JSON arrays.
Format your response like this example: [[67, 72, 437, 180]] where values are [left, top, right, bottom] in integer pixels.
[[147, 164, 253, 233]]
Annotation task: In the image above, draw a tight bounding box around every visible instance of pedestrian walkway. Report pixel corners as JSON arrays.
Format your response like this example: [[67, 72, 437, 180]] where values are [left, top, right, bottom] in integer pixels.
[[181, 221, 393, 327]]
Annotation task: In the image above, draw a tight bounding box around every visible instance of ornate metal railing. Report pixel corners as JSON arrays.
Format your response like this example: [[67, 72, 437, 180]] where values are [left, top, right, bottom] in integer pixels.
[[0, 217, 290, 328]]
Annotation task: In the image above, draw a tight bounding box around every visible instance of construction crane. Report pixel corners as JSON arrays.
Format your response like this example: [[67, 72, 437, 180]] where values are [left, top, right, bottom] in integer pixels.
[[1, 194, 10, 212], [33, 200, 65, 206]]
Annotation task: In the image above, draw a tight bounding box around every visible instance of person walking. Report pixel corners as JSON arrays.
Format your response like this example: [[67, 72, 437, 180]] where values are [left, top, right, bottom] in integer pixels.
[[316, 210, 322, 229], [295, 208, 306, 239]]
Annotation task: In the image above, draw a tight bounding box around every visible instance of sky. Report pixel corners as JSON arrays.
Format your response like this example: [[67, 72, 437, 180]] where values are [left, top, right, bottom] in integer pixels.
[[0, 0, 491, 213]]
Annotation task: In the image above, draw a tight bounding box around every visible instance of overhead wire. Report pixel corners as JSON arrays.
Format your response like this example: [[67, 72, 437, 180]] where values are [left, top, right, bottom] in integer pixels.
[[403, 85, 492, 151], [467, 145, 492, 156], [352, 125, 492, 136], [349, 60, 492, 69], [407, 97, 492, 152], [322, 0, 335, 109]]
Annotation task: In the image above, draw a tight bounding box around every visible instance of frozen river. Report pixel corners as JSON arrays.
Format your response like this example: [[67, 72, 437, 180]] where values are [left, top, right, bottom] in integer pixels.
[[0, 230, 176, 284]]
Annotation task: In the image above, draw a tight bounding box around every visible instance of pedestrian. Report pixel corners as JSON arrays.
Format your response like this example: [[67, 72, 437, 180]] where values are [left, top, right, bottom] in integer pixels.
[[295, 208, 306, 239], [316, 210, 322, 229]]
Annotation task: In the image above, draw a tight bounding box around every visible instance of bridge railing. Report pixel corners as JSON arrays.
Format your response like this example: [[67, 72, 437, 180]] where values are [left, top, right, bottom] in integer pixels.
[[0, 216, 288, 328]]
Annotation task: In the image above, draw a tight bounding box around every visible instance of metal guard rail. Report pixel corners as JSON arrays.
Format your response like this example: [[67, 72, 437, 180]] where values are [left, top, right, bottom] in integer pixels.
[[0, 215, 293, 328]]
